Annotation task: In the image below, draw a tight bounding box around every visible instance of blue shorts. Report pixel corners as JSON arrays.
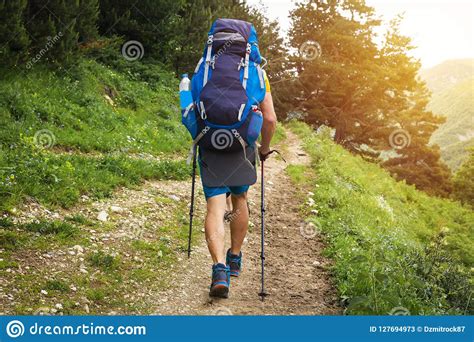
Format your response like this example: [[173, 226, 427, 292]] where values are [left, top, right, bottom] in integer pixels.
[[202, 184, 249, 200]]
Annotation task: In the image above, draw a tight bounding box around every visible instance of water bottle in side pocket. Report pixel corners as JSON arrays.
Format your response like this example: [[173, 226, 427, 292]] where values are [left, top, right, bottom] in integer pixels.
[[179, 74, 193, 109], [179, 73, 197, 138]]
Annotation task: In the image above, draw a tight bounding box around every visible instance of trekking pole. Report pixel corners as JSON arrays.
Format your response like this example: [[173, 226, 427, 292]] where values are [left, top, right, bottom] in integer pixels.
[[187, 146, 197, 258], [258, 159, 269, 301]]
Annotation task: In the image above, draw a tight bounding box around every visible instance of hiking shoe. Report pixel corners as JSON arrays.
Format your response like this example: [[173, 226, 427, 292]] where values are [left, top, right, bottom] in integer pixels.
[[226, 249, 242, 277], [209, 263, 230, 298]]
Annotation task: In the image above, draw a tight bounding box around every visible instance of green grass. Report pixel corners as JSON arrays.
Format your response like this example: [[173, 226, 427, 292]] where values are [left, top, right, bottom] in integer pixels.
[[44, 279, 70, 293], [272, 122, 287, 145], [22, 220, 78, 237], [288, 121, 474, 315], [0, 58, 191, 212], [87, 251, 120, 272]]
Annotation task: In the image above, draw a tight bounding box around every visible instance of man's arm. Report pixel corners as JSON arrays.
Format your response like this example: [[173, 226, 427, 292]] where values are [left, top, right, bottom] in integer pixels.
[[259, 91, 277, 156]]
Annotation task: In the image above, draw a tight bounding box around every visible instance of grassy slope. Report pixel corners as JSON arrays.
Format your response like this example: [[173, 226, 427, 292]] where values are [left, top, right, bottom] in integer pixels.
[[0, 59, 190, 211], [288, 122, 473, 315]]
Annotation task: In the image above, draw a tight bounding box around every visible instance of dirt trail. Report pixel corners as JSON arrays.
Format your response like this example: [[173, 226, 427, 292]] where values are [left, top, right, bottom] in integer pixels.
[[154, 130, 340, 315]]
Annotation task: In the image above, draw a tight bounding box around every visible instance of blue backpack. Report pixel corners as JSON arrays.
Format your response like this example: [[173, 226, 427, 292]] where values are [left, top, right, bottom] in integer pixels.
[[182, 18, 266, 161]]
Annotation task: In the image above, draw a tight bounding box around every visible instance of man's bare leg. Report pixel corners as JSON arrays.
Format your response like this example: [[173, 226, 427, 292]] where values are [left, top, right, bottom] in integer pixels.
[[205, 194, 227, 264], [229, 192, 249, 255]]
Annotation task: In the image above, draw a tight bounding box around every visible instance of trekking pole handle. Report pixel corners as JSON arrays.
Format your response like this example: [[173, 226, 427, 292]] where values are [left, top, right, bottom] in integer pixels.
[[259, 149, 286, 163]]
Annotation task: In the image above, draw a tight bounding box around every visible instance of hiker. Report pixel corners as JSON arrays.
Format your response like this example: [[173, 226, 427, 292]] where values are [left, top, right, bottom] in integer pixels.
[[180, 18, 277, 298], [203, 70, 276, 298]]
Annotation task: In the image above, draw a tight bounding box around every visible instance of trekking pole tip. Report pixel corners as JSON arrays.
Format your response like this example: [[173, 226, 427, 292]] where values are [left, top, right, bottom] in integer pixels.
[[258, 291, 269, 301]]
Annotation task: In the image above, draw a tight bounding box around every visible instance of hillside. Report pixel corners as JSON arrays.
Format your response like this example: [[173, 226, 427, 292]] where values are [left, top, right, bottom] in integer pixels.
[[420, 59, 474, 171], [289, 122, 473, 315], [428, 77, 474, 170], [0, 58, 190, 212], [420, 60, 474, 170], [420, 59, 474, 93]]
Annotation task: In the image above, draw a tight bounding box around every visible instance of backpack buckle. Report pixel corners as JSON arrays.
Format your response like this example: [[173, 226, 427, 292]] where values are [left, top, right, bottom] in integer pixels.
[[207, 35, 214, 45], [231, 129, 241, 138]]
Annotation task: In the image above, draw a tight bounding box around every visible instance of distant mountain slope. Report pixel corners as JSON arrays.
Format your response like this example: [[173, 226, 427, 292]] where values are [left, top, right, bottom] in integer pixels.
[[421, 60, 474, 170], [428, 77, 474, 170], [420, 59, 474, 93]]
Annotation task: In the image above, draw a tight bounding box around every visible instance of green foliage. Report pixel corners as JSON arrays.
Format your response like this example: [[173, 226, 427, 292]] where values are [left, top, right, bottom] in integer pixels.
[[24, 0, 99, 65], [290, 121, 473, 315], [0, 230, 22, 251], [22, 220, 78, 237], [453, 149, 474, 207], [44, 279, 69, 293], [65, 214, 95, 226], [87, 251, 120, 271], [0, 0, 29, 64], [98, 0, 183, 63], [0, 139, 189, 211]]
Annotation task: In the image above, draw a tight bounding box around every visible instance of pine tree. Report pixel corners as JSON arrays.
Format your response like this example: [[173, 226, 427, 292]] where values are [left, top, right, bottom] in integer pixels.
[[98, 0, 184, 62], [25, 0, 81, 64], [379, 17, 453, 197], [288, 0, 382, 147], [77, 0, 99, 43], [288, 0, 452, 196], [0, 0, 30, 64], [452, 148, 474, 206]]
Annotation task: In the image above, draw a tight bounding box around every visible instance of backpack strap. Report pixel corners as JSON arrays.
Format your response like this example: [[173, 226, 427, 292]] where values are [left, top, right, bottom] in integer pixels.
[[237, 103, 246, 121], [203, 35, 214, 87], [187, 126, 210, 164], [242, 43, 251, 89], [256, 64, 265, 89], [199, 101, 207, 120], [183, 103, 194, 118], [194, 57, 203, 73], [232, 129, 254, 169]]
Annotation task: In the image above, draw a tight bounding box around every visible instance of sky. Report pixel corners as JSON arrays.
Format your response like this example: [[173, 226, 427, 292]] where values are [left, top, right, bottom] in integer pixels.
[[247, 0, 474, 68]]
